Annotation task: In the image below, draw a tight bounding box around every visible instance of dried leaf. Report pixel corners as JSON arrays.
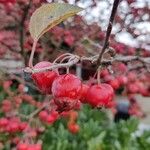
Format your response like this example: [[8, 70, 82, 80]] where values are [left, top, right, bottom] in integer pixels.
[[29, 3, 83, 40]]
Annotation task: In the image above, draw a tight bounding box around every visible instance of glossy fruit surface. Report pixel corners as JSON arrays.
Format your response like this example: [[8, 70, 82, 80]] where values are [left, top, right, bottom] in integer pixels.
[[52, 74, 82, 111], [52, 74, 82, 99], [79, 84, 89, 103], [109, 78, 120, 90], [86, 84, 114, 108], [32, 61, 58, 94]]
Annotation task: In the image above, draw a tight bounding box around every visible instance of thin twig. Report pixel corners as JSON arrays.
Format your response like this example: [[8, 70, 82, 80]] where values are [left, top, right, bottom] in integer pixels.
[[24, 54, 150, 74], [97, 0, 121, 67], [20, 0, 32, 64], [25, 55, 80, 73], [28, 104, 46, 119]]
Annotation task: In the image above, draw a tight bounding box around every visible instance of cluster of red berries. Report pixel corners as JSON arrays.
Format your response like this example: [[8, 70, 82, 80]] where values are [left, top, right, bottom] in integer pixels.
[[100, 68, 150, 97], [32, 61, 115, 111], [17, 143, 42, 150], [127, 72, 150, 96], [39, 110, 59, 124], [39, 108, 80, 134], [128, 96, 145, 118], [0, 0, 16, 4], [1, 95, 41, 114], [0, 80, 46, 148], [112, 43, 136, 55], [0, 117, 27, 133], [100, 68, 128, 90], [112, 42, 150, 57], [50, 27, 75, 46]]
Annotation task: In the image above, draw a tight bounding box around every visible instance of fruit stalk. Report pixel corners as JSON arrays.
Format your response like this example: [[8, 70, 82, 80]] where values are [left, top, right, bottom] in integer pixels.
[[29, 40, 38, 68]]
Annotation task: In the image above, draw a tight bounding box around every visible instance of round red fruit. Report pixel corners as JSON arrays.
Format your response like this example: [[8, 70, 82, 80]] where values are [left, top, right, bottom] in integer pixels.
[[79, 84, 89, 103], [117, 76, 128, 85], [109, 78, 120, 90], [19, 122, 27, 131], [32, 61, 58, 94], [102, 84, 114, 101], [52, 74, 82, 111], [86, 84, 114, 108], [39, 110, 48, 122], [68, 123, 80, 134], [100, 69, 109, 78], [46, 111, 59, 124], [9, 122, 19, 133], [127, 83, 139, 94], [0, 118, 8, 127], [104, 75, 113, 82], [17, 143, 28, 150]]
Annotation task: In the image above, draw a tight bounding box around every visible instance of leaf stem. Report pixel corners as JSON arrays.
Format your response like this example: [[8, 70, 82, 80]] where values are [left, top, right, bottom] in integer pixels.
[[28, 40, 38, 68]]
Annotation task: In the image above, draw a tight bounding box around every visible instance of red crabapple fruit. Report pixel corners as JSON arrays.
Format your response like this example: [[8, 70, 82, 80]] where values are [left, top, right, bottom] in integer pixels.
[[52, 74, 82, 111], [86, 84, 114, 108], [32, 61, 58, 94]]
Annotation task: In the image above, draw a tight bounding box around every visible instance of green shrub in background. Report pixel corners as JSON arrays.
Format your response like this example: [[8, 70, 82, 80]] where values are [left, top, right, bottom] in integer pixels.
[[41, 105, 150, 150]]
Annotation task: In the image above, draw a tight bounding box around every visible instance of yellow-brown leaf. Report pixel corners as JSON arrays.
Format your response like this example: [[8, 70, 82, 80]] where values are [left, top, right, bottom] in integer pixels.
[[29, 3, 83, 40]]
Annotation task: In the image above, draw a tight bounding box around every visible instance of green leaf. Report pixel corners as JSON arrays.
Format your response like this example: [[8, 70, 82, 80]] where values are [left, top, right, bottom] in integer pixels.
[[88, 131, 106, 150], [29, 3, 83, 40]]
